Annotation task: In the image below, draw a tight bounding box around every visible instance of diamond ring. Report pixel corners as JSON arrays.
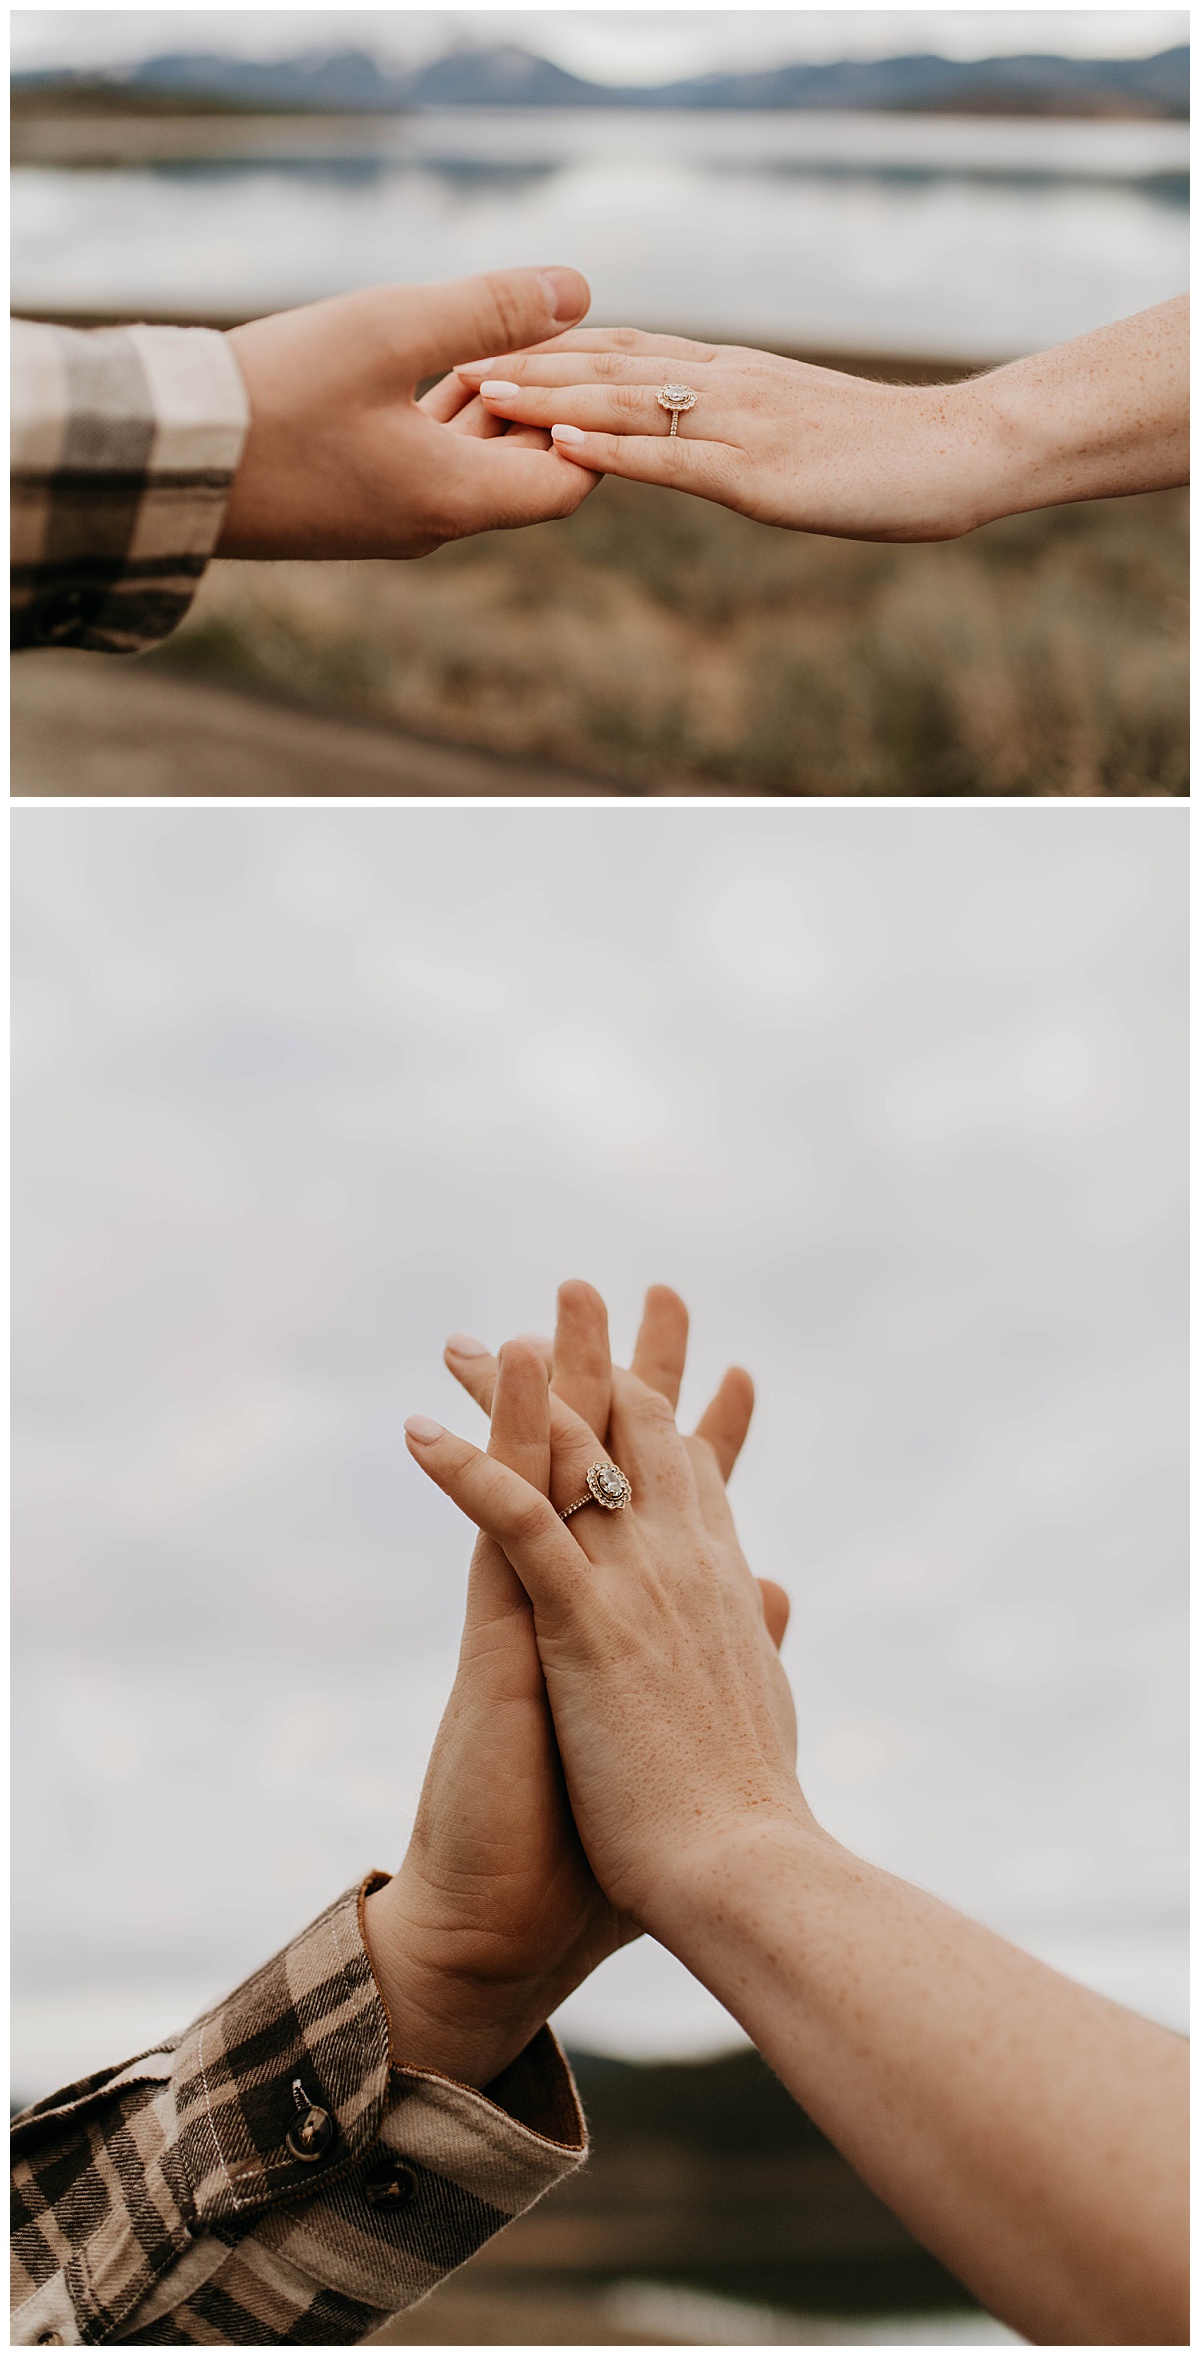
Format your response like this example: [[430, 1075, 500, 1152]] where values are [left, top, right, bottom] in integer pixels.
[[656, 384, 698, 438], [561, 1462, 633, 1520]]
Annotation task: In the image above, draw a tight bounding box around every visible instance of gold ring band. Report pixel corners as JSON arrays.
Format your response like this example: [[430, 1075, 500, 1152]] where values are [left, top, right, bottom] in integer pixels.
[[656, 383, 698, 438]]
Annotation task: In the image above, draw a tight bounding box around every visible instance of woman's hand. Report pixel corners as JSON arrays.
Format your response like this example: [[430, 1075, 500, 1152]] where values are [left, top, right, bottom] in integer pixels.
[[403, 1323, 806, 1940], [366, 1282, 780, 2085], [217, 267, 599, 561], [402, 1293, 1188, 2350], [455, 296, 1189, 543]]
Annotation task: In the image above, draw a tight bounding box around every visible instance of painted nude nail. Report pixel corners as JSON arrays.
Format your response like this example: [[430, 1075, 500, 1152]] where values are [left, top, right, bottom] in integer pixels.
[[446, 1333, 489, 1358], [405, 1416, 445, 1444], [480, 379, 522, 400], [551, 423, 587, 446], [457, 359, 497, 375]]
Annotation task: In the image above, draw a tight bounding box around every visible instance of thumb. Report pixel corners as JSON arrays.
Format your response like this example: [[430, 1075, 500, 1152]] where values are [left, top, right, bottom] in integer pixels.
[[402, 265, 589, 380]]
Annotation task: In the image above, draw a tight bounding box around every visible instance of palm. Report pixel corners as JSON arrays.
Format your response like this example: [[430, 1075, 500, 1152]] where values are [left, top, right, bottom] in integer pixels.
[[410, 1536, 631, 1997]]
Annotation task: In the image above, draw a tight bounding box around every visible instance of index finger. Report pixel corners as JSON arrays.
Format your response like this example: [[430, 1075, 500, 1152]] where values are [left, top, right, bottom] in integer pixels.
[[433, 428, 601, 529], [470, 326, 721, 366], [456, 350, 724, 391]]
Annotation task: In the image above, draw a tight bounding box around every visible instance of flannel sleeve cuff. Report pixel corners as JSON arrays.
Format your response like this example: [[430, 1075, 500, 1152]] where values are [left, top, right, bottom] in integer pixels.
[[169, 1875, 587, 2322], [12, 1878, 586, 2346], [11, 317, 249, 654]]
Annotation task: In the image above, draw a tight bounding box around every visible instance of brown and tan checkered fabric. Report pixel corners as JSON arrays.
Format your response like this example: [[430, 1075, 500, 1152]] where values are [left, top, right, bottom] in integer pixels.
[[11, 1878, 587, 2345], [11, 317, 249, 654]]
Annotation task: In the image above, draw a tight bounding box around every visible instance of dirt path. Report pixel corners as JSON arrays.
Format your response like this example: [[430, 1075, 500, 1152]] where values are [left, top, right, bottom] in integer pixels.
[[11, 652, 632, 798]]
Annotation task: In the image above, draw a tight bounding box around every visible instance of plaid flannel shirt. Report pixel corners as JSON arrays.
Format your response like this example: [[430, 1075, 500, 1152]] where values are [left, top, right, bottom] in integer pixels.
[[11, 1877, 587, 2346], [11, 317, 249, 655]]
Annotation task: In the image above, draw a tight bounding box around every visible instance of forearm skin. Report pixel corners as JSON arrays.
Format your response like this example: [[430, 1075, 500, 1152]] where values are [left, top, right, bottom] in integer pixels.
[[954, 295, 1189, 532], [655, 1819, 1188, 2347]]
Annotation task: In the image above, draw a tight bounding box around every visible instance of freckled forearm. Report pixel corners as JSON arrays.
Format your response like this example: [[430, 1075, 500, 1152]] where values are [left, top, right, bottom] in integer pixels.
[[660, 1820, 1188, 2346], [952, 295, 1189, 529]]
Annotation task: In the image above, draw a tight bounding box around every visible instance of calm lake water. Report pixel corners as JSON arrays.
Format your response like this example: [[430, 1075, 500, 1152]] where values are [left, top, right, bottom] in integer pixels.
[[12, 107, 1189, 356]]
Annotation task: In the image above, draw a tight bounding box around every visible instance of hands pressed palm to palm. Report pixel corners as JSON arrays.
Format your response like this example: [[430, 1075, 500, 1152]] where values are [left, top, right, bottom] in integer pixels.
[[363, 1281, 790, 2088], [362, 1275, 1187, 2348]]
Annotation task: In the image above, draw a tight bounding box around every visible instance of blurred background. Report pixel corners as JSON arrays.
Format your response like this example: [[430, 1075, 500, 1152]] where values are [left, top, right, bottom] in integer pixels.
[[12, 804, 1187, 2342], [11, 8, 1190, 796]]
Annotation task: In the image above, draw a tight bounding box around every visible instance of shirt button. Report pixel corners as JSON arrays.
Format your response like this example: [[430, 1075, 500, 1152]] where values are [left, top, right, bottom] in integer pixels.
[[362, 2158, 417, 2212], [285, 2102, 335, 2163]]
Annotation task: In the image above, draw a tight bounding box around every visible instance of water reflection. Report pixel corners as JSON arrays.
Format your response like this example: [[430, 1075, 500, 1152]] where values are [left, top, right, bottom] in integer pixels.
[[141, 158, 561, 195], [12, 110, 1189, 356], [729, 159, 1189, 202]]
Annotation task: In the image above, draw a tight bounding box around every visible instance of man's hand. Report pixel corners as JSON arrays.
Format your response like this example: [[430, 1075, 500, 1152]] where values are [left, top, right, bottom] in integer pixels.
[[217, 266, 600, 560], [363, 1283, 779, 2088]]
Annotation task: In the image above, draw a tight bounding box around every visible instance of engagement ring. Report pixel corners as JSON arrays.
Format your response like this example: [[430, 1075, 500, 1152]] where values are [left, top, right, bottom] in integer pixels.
[[560, 1462, 633, 1520], [656, 384, 698, 437]]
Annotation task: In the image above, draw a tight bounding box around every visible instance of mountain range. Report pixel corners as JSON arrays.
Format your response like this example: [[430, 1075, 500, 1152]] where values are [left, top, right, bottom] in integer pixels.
[[13, 42, 1189, 118]]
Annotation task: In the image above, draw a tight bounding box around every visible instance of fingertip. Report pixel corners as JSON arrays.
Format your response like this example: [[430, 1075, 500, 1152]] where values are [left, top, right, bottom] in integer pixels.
[[758, 1577, 791, 1649], [445, 1333, 489, 1360], [557, 1278, 608, 1322], [405, 1416, 445, 1446], [644, 1282, 688, 1327], [498, 1334, 551, 1380]]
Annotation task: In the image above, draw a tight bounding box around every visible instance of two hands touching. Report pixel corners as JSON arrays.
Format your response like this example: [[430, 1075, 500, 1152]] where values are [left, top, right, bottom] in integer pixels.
[[363, 1281, 796, 2093], [217, 266, 600, 559], [366, 1279, 1187, 2350], [216, 268, 1187, 561]]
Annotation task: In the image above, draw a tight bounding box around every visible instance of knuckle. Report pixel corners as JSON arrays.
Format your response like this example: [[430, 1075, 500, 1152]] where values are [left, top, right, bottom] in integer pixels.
[[482, 272, 534, 356], [614, 382, 647, 420], [656, 433, 692, 482], [704, 445, 742, 498], [636, 1386, 677, 1430], [508, 1491, 553, 1547]]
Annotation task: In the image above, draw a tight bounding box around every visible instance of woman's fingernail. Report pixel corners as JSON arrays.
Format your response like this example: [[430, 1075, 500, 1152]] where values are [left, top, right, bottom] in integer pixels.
[[480, 379, 521, 400], [446, 1333, 489, 1358], [551, 423, 587, 446], [405, 1416, 445, 1444], [457, 359, 496, 375]]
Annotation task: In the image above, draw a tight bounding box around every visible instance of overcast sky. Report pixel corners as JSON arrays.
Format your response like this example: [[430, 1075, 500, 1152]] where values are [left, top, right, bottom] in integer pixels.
[[12, 9, 1188, 78], [12, 806, 1187, 2094]]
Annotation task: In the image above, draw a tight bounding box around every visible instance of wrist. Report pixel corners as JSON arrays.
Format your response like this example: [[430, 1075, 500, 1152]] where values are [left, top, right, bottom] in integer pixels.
[[945, 359, 1095, 532], [637, 1794, 826, 1956], [841, 380, 1001, 543], [648, 1813, 860, 2053], [892, 378, 1009, 541], [362, 1878, 554, 2091]]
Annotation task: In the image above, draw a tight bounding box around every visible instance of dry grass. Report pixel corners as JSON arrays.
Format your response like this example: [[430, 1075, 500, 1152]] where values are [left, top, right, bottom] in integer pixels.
[[157, 481, 1188, 796]]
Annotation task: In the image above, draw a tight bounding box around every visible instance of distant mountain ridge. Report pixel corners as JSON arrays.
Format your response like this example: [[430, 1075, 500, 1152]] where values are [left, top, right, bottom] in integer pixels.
[[13, 41, 1189, 118]]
